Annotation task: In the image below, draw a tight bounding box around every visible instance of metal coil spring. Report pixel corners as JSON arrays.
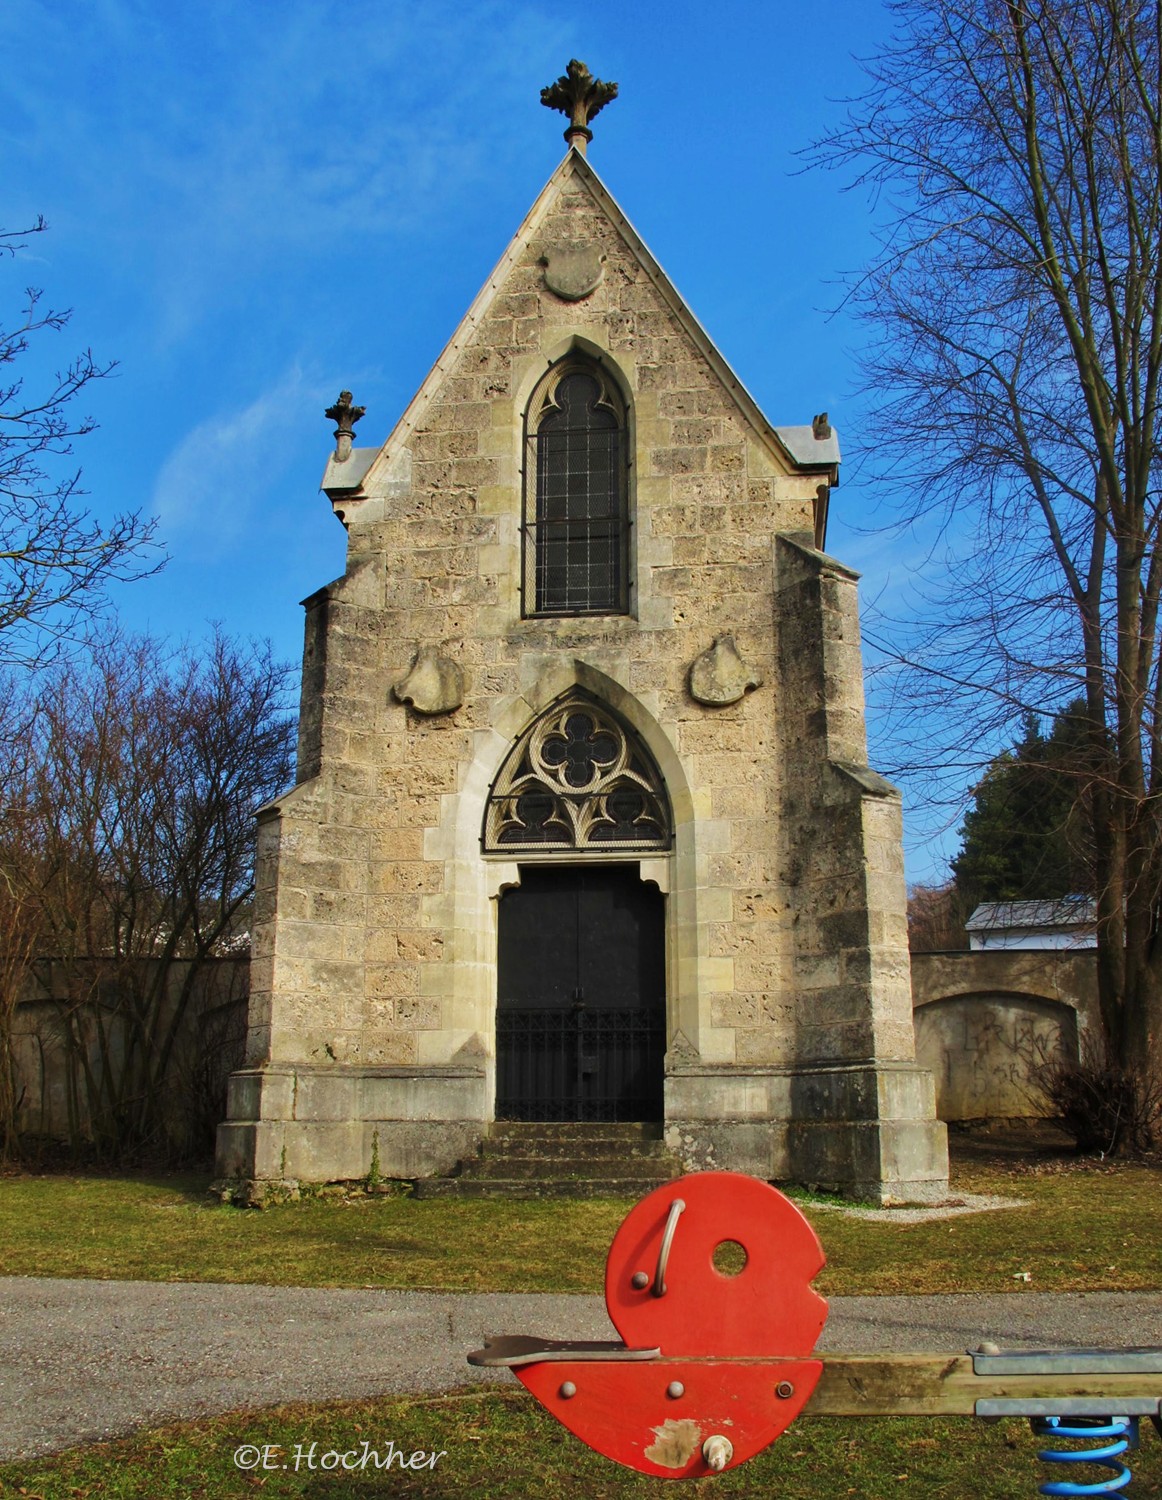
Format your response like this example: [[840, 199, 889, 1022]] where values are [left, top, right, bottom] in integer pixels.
[[1031, 1415, 1137, 1495]]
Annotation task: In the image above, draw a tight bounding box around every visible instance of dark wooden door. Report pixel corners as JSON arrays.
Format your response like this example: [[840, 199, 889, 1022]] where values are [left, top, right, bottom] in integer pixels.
[[496, 865, 665, 1121]]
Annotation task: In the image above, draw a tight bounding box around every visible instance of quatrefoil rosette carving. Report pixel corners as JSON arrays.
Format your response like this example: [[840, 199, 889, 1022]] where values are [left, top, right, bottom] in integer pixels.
[[484, 700, 671, 851]]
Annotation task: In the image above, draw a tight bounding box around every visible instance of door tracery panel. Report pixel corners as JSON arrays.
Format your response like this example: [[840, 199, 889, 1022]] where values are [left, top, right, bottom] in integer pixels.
[[483, 695, 671, 853]]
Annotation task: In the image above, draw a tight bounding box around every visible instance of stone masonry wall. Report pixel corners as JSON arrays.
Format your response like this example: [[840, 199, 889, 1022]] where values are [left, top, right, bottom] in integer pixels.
[[222, 153, 947, 1197], [246, 164, 823, 1081]]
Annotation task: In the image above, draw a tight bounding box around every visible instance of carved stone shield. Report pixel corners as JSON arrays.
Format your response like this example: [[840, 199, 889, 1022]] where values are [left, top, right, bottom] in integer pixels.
[[541, 242, 605, 301], [688, 635, 763, 707]]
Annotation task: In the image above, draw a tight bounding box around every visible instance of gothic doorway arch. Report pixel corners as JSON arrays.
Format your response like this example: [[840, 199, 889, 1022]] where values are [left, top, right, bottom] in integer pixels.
[[485, 693, 672, 1121]]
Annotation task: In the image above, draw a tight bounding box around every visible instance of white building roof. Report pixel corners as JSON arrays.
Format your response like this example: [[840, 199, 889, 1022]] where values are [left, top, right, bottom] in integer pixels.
[[965, 897, 1096, 931], [965, 897, 1097, 951]]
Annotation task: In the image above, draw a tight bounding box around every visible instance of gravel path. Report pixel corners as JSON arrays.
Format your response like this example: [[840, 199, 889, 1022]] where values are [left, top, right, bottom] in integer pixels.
[[4, 1278, 1161, 1461]]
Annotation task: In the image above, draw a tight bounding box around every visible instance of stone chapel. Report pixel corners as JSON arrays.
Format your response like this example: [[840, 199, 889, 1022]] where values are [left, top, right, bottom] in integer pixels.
[[215, 63, 949, 1202]]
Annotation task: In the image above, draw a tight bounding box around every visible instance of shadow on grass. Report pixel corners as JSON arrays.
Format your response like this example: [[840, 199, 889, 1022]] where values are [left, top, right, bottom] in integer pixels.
[[129, 1172, 221, 1204]]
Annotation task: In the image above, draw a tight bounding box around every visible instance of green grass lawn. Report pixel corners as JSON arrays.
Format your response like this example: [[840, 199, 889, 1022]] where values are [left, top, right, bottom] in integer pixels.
[[0, 1158, 1158, 1295], [3, 1387, 1162, 1499], [1, 1155, 1160, 1498]]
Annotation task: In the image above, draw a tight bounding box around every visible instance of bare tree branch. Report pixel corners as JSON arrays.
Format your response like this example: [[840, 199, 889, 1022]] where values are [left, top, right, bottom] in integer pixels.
[[0, 221, 163, 667], [809, 0, 1162, 1064]]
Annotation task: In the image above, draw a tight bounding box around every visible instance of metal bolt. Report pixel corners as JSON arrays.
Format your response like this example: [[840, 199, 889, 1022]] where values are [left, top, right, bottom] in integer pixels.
[[559, 1381, 577, 1399], [776, 1380, 795, 1399], [666, 1381, 685, 1399], [631, 1271, 649, 1290], [702, 1435, 734, 1472]]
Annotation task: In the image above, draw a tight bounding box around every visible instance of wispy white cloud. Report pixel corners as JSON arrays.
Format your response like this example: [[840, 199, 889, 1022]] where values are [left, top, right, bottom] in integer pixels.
[[1, 0, 575, 343], [151, 365, 318, 547]]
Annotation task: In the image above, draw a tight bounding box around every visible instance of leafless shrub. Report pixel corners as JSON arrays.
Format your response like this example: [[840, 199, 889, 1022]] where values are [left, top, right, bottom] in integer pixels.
[[1034, 1035, 1162, 1156], [0, 627, 293, 1163], [0, 684, 42, 1161], [908, 881, 969, 951]]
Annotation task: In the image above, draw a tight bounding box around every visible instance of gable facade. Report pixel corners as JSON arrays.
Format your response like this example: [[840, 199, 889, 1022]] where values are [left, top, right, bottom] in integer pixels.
[[216, 150, 948, 1202]]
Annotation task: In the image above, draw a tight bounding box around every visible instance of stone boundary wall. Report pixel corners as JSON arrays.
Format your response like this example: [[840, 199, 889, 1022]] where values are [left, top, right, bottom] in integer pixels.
[[910, 949, 1099, 1120], [11, 957, 249, 1153], [13, 948, 1097, 1150]]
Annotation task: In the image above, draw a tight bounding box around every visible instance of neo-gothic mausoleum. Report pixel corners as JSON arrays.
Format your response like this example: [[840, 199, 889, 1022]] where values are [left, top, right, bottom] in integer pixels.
[[216, 63, 949, 1202]]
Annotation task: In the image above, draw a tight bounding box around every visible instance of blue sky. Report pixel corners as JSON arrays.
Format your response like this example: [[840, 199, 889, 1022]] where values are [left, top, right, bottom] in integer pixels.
[[3, 0, 962, 881]]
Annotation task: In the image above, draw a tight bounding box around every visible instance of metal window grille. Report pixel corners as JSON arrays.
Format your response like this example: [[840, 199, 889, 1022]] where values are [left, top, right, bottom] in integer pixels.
[[524, 367, 628, 615]]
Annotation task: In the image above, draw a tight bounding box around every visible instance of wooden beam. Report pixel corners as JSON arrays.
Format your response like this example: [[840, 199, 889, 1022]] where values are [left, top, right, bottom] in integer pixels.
[[806, 1356, 1162, 1416]]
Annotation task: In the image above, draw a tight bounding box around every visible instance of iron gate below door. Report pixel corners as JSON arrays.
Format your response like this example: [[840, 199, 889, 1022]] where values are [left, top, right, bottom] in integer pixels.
[[496, 1006, 664, 1121], [496, 865, 665, 1121]]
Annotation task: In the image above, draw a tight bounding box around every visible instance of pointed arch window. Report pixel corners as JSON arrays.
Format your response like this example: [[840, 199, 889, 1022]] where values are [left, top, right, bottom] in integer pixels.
[[523, 359, 629, 616], [484, 695, 671, 852]]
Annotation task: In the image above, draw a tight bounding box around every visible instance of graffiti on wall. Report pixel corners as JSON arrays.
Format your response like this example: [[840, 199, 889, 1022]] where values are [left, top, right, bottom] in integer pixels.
[[914, 994, 1079, 1120]]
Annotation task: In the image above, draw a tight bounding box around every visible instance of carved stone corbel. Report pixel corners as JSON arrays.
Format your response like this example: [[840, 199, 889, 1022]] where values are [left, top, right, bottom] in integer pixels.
[[688, 634, 762, 707], [392, 645, 464, 715]]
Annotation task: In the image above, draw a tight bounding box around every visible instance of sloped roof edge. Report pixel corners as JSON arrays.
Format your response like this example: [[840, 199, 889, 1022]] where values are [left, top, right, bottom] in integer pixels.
[[354, 154, 577, 498], [574, 158, 841, 482], [966, 897, 1097, 931], [348, 149, 839, 500]]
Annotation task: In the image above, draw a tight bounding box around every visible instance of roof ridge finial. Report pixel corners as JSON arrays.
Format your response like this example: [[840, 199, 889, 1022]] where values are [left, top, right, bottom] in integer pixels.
[[325, 390, 365, 463], [540, 59, 618, 157]]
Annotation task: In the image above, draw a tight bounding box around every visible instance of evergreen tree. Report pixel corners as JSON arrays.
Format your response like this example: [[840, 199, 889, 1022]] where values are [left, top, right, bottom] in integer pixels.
[[952, 702, 1094, 911]]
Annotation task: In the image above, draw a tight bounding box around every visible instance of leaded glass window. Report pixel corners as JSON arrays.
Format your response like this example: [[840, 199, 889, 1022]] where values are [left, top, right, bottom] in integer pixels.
[[484, 696, 671, 852], [524, 361, 628, 615]]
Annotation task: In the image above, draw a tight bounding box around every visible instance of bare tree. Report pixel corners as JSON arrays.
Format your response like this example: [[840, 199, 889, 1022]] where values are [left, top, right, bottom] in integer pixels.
[[0, 681, 42, 1161], [0, 628, 295, 1160], [907, 882, 969, 952], [811, 0, 1162, 1069], [0, 220, 161, 665]]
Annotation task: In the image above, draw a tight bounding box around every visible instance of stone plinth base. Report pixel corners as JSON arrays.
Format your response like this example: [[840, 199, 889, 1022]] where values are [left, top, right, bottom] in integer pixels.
[[215, 1059, 947, 1205], [665, 1061, 949, 1204], [214, 1063, 489, 1190]]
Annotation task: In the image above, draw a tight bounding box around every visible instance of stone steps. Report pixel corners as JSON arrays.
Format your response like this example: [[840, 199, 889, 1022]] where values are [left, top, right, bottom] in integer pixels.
[[467, 1155, 659, 1179], [411, 1174, 678, 1199], [410, 1121, 682, 1200]]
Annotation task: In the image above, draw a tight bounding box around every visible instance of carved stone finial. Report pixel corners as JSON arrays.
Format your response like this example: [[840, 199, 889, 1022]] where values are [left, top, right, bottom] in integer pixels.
[[540, 59, 618, 156], [325, 390, 366, 463], [812, 411, 831, 440], [392, 645, 464, 716], [688, 635, 763, 707]]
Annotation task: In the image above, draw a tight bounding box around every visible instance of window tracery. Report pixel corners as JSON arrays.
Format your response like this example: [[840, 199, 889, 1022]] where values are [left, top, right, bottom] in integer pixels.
[[523, 358, 629, 616], [484, 697, 670, 852]]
